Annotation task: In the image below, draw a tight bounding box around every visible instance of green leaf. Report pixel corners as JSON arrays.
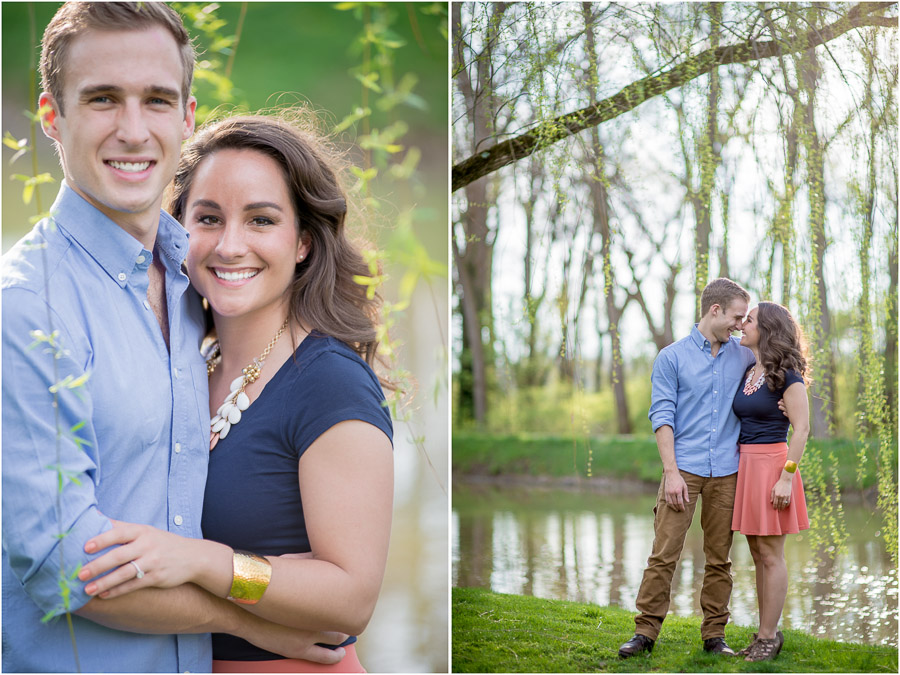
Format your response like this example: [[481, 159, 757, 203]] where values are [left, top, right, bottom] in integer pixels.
[[3, 132, 27, 150], [333, 106, 372, 134], [49, 372, 91, 394], [350, 166, 378, 181], [354, 72, 383, 93], [41, 606, 62, 623]]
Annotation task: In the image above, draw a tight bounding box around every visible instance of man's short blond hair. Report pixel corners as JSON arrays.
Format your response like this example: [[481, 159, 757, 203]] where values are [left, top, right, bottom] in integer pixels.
[[700, 278, 750, 317]]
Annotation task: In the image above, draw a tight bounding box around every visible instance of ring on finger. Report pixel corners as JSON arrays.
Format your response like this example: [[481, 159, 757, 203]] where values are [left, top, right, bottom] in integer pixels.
[[129, 560, 145, 579]]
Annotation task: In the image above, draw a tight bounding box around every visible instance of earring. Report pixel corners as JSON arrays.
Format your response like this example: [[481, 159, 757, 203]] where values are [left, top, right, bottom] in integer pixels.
[[298, 254, 305, 262]]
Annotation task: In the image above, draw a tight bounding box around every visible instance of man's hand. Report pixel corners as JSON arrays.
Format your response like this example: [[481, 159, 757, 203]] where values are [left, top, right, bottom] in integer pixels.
[[663, 470, 690, 512], [777, 398, 788, 417]]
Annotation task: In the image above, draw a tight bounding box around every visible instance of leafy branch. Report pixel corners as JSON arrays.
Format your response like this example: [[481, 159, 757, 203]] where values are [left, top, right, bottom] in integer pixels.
[[452, 1, 897, 190]]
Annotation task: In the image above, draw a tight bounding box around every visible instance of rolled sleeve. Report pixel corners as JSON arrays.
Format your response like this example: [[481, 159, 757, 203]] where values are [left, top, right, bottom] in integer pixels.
[[648, 350, 678, 432], [2, 288, 110, 616]]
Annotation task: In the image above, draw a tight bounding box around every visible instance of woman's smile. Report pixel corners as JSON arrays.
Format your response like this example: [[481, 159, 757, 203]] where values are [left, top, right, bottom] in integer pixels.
[[211, 267, 261, 284]]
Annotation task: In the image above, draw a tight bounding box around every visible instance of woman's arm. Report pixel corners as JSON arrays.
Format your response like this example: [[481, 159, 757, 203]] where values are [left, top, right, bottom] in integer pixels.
[[82, 419, 393, 635], [243, 419, 393, 634], [771, 381, 809, 510]]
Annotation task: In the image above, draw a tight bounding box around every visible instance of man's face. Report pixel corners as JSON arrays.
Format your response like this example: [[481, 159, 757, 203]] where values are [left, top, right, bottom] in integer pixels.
[[40, 27, 195, 228], [710, 298, 748, 344]]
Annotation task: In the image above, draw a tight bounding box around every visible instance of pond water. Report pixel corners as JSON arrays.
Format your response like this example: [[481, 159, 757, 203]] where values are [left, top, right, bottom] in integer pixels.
[[452, 482, 898, 647]]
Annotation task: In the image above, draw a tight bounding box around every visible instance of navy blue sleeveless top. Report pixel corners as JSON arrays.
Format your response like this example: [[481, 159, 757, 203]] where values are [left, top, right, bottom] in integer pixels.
[[732, 367, 804, 444], [201, 332, 393, 661]]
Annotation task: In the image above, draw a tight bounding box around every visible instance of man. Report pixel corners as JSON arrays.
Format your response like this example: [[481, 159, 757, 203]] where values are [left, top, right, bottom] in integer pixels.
[[2, 4, 344, 671], [618, 278, 755, 658]]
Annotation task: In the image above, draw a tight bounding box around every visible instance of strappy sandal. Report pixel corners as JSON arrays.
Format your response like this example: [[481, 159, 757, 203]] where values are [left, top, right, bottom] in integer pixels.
[[735, 633, 757, 657], [744, 631, 784, 662]]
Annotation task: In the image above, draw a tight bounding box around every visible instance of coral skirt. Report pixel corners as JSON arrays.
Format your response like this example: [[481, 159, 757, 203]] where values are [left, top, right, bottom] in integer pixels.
[[213, 644, 365, 673], [732, 442, 809, 536]]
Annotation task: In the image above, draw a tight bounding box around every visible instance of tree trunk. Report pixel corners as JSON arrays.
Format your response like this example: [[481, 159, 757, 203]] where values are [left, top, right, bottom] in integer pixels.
[[719, 188, 731, 281], [799, 43, 836, 439], [694, 2, 721, 315], [452, 2, 507, 425], [453, 231, 488, 426], [886, 223, 898, 428], [584, 1, 631, 433], [522, 156, 548, 387]]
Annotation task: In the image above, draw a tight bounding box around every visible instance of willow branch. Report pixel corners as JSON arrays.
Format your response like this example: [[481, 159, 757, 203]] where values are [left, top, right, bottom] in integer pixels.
[[453, 2, 897, 191]]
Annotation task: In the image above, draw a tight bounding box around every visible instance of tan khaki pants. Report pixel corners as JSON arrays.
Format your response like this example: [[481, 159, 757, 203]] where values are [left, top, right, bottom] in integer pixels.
[[633, 470, 737, 641]]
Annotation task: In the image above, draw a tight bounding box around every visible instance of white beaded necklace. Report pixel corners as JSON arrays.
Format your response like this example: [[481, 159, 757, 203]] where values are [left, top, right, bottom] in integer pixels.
[[206, 319, 289, 450], [742, 367, 767, 396]]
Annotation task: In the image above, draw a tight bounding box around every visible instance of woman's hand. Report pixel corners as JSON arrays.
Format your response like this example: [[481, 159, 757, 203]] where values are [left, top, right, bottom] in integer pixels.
[[78, 520, 231, 600], [239, 616, 349, 662], [771, 476, 793, 511]]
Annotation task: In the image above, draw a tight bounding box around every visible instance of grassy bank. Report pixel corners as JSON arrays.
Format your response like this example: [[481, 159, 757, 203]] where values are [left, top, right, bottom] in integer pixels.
[[452, 432, 888, 491], [452, 588, 898, 673]]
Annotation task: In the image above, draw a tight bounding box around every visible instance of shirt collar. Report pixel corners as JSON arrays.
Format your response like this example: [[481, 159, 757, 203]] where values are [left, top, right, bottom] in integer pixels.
[[49, 182, 189, 286], [690, 323, 736, 355]]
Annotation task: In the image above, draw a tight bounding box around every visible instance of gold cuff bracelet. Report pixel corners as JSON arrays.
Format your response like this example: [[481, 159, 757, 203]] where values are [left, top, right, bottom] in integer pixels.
[[783, 460, 798, 474], [228, 550, 272, 605]]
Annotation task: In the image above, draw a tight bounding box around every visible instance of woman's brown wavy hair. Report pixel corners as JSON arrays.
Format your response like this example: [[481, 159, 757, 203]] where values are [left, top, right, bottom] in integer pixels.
[[168, 112, 386, 377], [757, 301, 811, 392]]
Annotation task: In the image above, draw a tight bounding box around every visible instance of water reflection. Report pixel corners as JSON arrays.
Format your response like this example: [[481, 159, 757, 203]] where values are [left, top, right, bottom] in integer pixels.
[[453, 483, 898, 646]]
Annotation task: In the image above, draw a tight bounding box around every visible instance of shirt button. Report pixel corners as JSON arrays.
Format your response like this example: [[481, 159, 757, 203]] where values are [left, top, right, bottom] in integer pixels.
[[174, 515, 183, 526], [174, 368, 180, 378], [136, 255, 146, 264], [143, 300, 151, 310], [117, 273, 127, 282], [175, 442, 182, 454]]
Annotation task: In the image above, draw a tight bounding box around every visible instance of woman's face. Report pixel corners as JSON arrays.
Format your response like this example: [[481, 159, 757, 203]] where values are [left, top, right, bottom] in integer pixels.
[[183, 148, 308, 322], [740, 307, 759, 349]]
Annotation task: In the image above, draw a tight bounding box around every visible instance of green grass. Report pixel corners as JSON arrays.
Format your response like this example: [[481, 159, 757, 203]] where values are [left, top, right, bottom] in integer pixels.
[[452, 588, 898, 673], [452, 432, 890, 491]]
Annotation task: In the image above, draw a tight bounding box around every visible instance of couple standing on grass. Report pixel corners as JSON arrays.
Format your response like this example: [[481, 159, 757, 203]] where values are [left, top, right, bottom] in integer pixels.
[[619, 277, 811, 663]]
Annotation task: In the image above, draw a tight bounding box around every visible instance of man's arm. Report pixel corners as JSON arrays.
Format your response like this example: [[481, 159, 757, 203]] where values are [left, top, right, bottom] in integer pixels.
[[2, 288, 110, 616], [647, 350, 688, 511], [77, 585, 347, 663], [654, 425, 689, 512]]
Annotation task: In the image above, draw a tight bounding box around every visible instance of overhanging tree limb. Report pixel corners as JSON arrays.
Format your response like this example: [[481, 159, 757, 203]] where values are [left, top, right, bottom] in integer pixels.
[[453, 1, 897, 191]]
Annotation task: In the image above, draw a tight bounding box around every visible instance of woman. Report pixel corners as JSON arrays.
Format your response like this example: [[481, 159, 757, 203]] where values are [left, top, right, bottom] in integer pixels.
[[731, 301, 810, 662], [78, 114, 394, 672]]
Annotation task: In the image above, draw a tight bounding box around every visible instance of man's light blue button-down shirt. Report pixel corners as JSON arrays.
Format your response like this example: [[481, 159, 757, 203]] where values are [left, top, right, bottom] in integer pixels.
[[2, 184, 212, 672], [648, 324, 755, 477]]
